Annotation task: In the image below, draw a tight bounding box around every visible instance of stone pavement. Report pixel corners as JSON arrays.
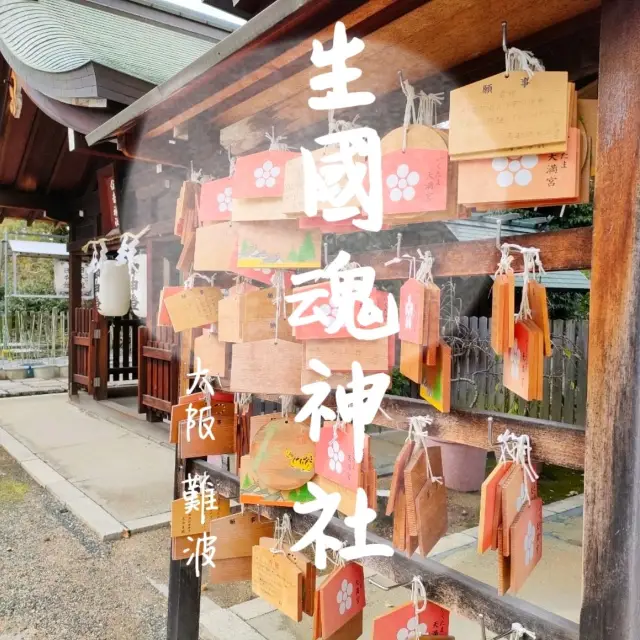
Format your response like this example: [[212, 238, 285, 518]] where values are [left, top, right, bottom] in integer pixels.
[[0, 393, 173, 540], [0, 377, 68, 397]]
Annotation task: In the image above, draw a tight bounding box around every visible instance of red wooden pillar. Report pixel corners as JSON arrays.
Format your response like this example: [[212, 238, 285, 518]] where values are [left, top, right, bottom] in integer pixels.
[[68, 252, 82, 397], [581, 0, 640, 636]]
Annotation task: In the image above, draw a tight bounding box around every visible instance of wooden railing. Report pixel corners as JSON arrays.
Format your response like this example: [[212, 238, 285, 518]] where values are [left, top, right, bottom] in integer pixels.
[[70, 307, 96, 394], [108, 314, 140, 382], [138, 325, 179, 419]]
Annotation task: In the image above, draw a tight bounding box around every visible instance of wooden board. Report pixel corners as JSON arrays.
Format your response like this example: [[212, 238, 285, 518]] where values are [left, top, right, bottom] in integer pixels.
[[252, 545, 303, 621], [170, 495, 231, 538], [230, 340, 303, 395], [178, 414, 236, 458], [373, 601, 450, 639], [509, 498, 543, 594], [414, 448, 447, 556], [194, 330, 228, 377], [250, 417, 315, 490], [304, 337, 391, 373], [208, 556, 252, 584], [170, 397, 206, 444], [386, 440, 413, 515], [478, 461, 513, 554], [318, 563, 365, 637], [259, 537, 316, 617], [210, 512, 275, 559], [164, 287, 222, 332]]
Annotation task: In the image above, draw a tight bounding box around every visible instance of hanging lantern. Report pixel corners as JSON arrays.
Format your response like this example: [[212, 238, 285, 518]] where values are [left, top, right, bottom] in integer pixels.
[[130, 253, 147, 318], [97, 260, 130, 317]]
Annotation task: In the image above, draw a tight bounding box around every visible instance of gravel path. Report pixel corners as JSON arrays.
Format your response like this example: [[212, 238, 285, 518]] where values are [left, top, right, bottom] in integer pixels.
[[0, 447, 171, 639]]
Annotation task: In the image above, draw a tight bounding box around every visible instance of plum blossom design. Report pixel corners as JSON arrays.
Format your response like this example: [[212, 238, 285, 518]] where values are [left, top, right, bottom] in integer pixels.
[[328, 439, 345, 474], [216, 186, 233, 212], [319, 302, 339, 324], [524, 521, 536, 566], [492, 155, 539, 188], [254, 160, 281, 188], [337, 579, 353, 615], [404, 294, 415, 330], [387, 164, 420, 202], [396, 615, 427, 640]]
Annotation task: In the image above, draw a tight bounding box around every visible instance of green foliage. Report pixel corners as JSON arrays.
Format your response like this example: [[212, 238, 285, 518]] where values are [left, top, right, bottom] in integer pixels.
[[390, 367, 411, 397]]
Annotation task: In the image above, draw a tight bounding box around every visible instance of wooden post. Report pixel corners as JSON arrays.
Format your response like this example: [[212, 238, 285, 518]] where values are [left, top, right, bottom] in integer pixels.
[[581, 1, 640, 636], [167, 330, 200, 640], [94, 311, 109, 401], [68, 253, 82, 397]]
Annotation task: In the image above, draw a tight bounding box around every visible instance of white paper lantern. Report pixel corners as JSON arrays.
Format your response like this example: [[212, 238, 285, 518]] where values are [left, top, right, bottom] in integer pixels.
[[97, 261, 131, 317], [130, 253, 147, 318]]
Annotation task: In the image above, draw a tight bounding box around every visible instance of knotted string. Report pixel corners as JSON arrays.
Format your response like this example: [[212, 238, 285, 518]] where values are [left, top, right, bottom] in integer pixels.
[[408, 576, 427, 637], [234, 392, 252, 416], [184, 272, 215, 290], [269, 515, 292, 555], [266, 127, 290, 151], [270, 271, 286, 344], [505, 47, 545, 78], [415, 249, 434, 285], [328, 109, 360, 134], [400, 77, 417, 152], [497, 429, 539, 504], [495, 244, 515, 278], [510, 623, 536, 639], [327, 543, 347, 569], [228, 147, 236, 177], [280, 395, 295, 418], [416, 91, 444, 127], [408, 416, 443, 485]]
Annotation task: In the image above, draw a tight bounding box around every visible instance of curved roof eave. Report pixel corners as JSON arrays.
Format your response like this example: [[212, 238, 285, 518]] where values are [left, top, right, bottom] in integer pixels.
[[22, 81, 117, 136]]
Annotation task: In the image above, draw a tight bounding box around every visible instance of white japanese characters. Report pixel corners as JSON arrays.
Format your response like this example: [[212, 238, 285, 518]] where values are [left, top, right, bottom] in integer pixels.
[[185, 532, 217, 579], [292, 481, 393, 569], [301, 129, 383, 232], [296, 359, 390, 464], [287, 250, 399, 341], [308, 21, 375, 111], [185, 404, 215, 442], [303, 21, 383, 232], [182, 473, 218, 526]]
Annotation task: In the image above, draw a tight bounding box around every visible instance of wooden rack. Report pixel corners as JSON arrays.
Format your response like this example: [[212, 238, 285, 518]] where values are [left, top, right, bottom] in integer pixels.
[[86, 0, 640, 638]]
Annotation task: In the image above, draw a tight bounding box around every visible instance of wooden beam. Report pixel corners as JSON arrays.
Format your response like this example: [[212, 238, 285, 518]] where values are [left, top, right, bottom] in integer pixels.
[[351, 227, 592, 280], [216, 1, 600, 154], [68, 129, 130, 162], [117, 129, 189, 168], [580, 0, 640, 637], [0, 187, 69, 214], [144, 0, 422, 140], [193, 461, 580, 640], [375, 395, 585, 469]]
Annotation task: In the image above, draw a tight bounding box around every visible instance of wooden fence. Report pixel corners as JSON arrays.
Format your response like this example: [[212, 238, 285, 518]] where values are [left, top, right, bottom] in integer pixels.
[[449, 317, 588, 426], [107, 314, 140, 382]]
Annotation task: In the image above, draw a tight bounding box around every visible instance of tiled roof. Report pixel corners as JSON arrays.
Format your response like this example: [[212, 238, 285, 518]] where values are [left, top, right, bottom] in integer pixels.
[[0, 0, 228, 86]]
